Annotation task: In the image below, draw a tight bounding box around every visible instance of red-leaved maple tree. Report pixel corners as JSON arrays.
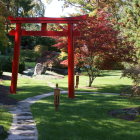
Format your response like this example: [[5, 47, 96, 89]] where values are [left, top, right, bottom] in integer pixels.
[[53, 10, 136, 87]]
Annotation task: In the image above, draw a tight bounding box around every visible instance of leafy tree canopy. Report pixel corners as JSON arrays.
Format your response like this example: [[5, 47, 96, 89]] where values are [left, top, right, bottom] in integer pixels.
[[59, 0, 124, 14], [1, 0, 47, 17], [0, 0, 9, 54], [53, 10, 137, 86], [119, 0, 140, 58]]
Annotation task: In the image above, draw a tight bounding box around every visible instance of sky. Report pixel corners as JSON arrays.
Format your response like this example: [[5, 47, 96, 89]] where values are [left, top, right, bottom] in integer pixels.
[[42, 0, 79, 17]]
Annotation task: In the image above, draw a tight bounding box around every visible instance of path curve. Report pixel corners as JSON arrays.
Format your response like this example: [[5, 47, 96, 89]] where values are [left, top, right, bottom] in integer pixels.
[[6, 91, 118, 140]]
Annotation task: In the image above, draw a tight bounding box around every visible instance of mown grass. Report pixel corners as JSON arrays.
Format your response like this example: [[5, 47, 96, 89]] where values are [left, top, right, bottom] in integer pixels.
[[0, 70, 133, 140], [50, 70, 132, 93], [0, 108, 12, 140], [2, 70, 133, 100], [2, 72, 53, 100], [31, 93, 140, 140]]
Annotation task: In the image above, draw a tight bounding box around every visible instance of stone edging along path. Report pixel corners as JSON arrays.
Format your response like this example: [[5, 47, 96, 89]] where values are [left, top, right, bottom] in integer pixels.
[[6, 91, 119, 140]]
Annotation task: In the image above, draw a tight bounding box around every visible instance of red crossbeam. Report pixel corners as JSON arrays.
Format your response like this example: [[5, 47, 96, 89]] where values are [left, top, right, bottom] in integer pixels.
[[8, 15, 88, 23], [9, 30, 80, 37]]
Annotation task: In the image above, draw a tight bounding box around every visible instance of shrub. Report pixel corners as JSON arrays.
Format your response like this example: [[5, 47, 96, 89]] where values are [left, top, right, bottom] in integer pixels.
[[18, 60, 25, 73], [34, 45, 48, 56], [122, 64, 140, 96], [20, 50, 40, 62], [1, 56, 25, 74], [0, 61, 3, 76], [58, 52, 67, 61], [2, 57, 12, 72]]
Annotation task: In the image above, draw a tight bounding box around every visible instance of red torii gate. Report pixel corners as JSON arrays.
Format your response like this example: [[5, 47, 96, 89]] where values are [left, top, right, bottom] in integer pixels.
[[8, 15, 87, 98]]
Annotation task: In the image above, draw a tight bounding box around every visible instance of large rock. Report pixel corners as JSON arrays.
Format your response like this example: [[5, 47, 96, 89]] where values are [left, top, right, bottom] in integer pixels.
[[0, 125, 4, 135], [34, 63, 44, 75], [23, 68, 34, 76]]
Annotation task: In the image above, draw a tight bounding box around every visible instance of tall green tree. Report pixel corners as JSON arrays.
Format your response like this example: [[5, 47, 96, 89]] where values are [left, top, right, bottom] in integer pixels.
[[0, 0, 9, 54], [28, 0, 45, 17], [59, 0, 124, 13], [2, 0, 46, 17], [119, 0, 140, 59], [16, 0, 34, 17]]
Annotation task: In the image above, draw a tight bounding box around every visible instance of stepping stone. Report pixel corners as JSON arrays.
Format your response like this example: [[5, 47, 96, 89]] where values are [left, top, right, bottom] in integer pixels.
[[17, 121, 35, 125], [11, 126, 35, 130], [16, 116, 33, 119], [6, 135, 35, 140], [16, 113, 32, 116], [19, 132, 36, 136]]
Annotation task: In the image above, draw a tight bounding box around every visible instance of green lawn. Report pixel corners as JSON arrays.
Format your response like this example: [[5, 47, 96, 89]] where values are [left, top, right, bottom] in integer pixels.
[[31, 93, 140, 140], [3, 70, 133, 101], [0, 70, 134, 140], [2, 72, 52, 100], [0, 108, 12, 140], [50, 70, 132, 93], [8, 78, 52, 100]]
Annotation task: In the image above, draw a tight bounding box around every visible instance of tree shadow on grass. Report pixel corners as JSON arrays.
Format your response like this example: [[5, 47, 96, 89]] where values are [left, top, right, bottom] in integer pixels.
[[99, 70, 122, 77], [9, 85, 53, 101], [77, 84, 131, 93], [31, 93, 140, 140], [0, 132, 9, 140]]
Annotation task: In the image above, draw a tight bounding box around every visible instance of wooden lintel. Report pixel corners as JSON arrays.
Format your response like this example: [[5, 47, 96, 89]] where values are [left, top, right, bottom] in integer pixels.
[[8, 15, 88, 24], [9, 30, 80, 37], [41, 23, 47, 31]]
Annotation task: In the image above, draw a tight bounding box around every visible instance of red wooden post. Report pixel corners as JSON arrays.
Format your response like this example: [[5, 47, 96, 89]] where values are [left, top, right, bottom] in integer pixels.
[[54, 83, 60, 111], [41, 23, 47, 31], [68, 23, 75, 98], [10, 23, 22, 94]]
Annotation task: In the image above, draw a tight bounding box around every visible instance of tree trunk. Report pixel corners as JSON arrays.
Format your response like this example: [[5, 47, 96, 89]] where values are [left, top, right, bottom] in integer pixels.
[[88, 76, 93, 87]]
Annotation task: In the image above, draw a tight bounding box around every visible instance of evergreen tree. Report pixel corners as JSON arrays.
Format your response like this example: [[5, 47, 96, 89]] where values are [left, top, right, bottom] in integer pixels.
[[0, 0, 9, 54], [59, 0, 124, 14], [119, 0, 140, 58], [2, 0, 46, 17]]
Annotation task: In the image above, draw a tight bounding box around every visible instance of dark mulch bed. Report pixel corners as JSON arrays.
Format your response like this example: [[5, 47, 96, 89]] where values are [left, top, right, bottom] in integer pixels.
[[0, 75, 18, 105], [0, 85, 18, 105], [109, 107, 140, 121], [0, 75, 11, 81]]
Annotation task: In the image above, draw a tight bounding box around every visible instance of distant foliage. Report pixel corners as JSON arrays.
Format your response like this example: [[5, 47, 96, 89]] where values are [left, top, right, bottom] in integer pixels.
[[119, 0, 140, 56], [122, 64, 140, 96], [1, 0, 45, 17], [58, 52, 68, 61], [60, 0, 124, 13], [37, 51, 60, 68], [21, 36, 56, 50], [0, 61, 3, 76], [1, 56, 25, 74], [0, 1, 9, 54], [34, 45, 48, 55], [33, 36, 57, 56], [20, 50, 40, 62]]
